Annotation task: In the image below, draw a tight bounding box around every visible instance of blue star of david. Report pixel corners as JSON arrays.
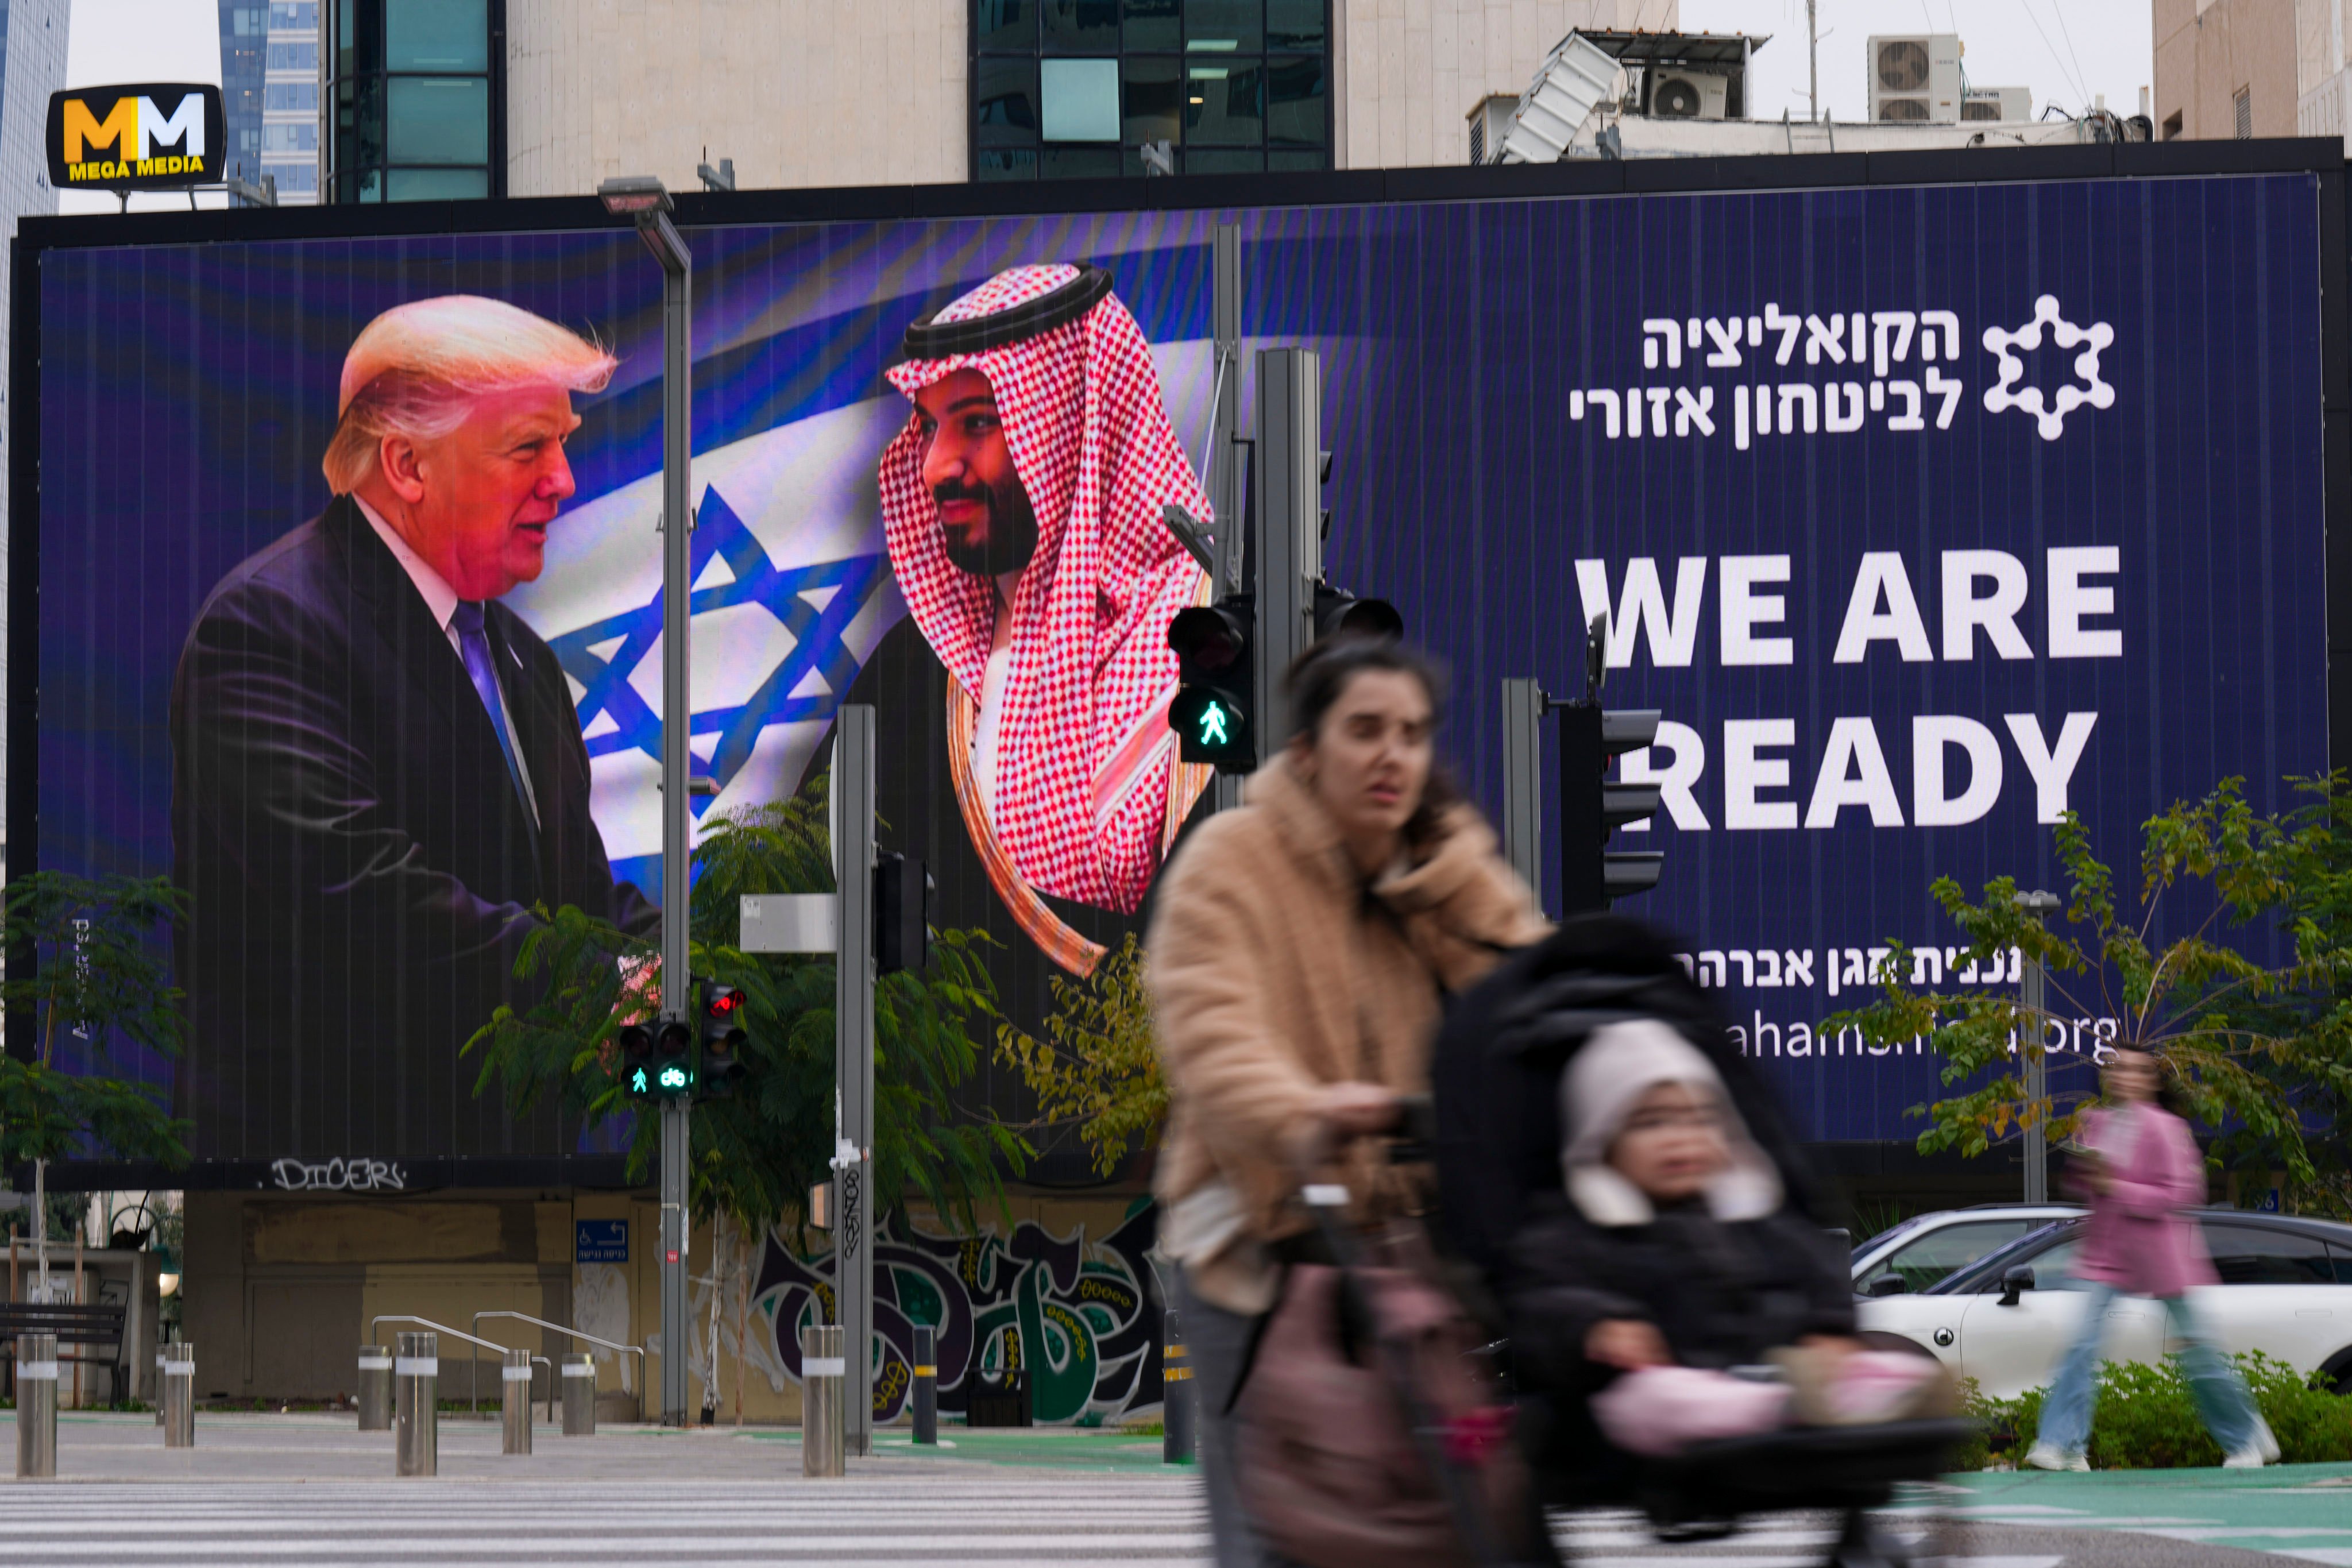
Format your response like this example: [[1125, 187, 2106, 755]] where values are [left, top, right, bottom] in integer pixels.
[[546, 484, 886, 817]]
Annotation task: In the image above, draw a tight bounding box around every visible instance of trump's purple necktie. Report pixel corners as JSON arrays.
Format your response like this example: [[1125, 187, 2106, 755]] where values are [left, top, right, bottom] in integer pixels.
[[450, 599, 534, 829]]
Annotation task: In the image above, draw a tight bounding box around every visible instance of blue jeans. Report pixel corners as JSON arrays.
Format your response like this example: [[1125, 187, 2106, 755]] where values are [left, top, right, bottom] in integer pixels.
[[2033, 1280, 2261, 1457]]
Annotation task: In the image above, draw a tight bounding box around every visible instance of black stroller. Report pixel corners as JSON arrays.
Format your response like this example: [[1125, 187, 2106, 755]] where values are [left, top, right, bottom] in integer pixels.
[[1408, 916, 1968, 1567]]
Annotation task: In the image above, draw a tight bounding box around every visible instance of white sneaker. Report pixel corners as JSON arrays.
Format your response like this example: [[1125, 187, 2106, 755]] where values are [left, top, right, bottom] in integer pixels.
[[2023, 1443, 2089, 1472], [2223, 1418, 2280, 1469]]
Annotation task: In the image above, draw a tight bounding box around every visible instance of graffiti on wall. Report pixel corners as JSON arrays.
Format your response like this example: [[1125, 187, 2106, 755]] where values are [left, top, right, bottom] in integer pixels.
[[696, 1203, 1164, 1424]]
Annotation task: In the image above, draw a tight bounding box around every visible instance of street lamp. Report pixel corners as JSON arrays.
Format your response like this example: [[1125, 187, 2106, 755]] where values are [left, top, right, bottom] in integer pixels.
[[2014, 889, 2064, 1204], [598, 173, 694, 1428]]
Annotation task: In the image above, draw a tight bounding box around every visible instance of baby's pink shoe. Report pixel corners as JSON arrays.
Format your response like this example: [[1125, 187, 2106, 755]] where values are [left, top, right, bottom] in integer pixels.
[[1591, 1366, 1794, 1457]]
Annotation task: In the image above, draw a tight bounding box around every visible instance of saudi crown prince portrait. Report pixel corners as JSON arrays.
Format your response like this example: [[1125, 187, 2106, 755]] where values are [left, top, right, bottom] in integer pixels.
[[863, 264, 1212, 957], [170, 295, 657, 1146]]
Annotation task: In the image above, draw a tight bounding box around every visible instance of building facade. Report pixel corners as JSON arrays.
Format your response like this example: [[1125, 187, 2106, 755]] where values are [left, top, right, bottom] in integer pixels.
[[2154, 0, 2298, 141]]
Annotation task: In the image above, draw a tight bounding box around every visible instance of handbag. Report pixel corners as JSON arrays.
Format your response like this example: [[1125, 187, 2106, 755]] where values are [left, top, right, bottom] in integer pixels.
[[1235, 1243, 1536, 1568]]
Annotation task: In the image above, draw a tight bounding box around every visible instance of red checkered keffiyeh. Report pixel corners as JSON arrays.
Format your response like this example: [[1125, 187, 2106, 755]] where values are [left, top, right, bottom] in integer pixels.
[[879, 264, 1210, 913]]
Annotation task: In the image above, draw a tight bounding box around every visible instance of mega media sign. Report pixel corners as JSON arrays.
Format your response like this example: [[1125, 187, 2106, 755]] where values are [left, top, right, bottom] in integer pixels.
[[45, 82, 222, 189], [17, 153, 2336, 1160]]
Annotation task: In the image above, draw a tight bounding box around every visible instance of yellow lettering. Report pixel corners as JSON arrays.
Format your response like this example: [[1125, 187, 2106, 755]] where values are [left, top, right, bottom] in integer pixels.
[[61, 98, 137, 163]]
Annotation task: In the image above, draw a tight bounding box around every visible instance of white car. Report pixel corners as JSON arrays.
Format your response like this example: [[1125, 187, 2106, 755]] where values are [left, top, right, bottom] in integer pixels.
[[1850, 1205, 2084, 1297], [1857, 1212, 2352, 1399]]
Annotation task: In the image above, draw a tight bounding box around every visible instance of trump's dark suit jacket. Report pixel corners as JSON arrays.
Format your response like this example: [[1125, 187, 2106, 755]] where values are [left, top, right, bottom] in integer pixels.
[[170, 496, 656, 1158]]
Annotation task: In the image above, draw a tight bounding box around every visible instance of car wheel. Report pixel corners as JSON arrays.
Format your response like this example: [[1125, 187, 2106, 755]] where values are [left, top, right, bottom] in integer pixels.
[[2321, 1349, 2352, 1397]]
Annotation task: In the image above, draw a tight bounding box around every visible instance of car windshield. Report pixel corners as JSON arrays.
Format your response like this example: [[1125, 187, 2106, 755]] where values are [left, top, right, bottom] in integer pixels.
[[1926, 1219, 2084, 1295], [1852, 1214, 1932, 1262], [1858, 1218, 2046, 1294]]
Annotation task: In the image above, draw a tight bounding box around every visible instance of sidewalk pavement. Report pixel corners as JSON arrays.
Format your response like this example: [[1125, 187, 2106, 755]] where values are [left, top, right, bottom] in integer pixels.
[[1924, 1463, 2352, 1563]]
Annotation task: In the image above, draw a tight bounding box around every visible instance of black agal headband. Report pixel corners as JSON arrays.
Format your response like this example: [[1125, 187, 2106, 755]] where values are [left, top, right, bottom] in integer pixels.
[[899, 265, 1114, 359]]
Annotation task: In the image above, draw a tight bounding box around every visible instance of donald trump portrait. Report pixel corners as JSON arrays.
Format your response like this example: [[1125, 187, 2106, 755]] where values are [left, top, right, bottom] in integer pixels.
[[171, 295, 656, 1145]]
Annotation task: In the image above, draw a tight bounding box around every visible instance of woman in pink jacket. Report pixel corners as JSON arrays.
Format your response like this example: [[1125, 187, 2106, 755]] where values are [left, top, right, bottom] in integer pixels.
[[2024, 1045, 2277, 1470]]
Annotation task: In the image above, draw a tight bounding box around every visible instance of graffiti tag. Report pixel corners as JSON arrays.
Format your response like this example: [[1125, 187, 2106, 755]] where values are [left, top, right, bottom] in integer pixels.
[[270, 1157, 408, 1192]]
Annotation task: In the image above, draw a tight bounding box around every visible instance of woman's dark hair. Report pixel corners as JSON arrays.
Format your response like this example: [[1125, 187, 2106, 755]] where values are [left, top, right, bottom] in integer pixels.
[[1281, 635, 1459, 844], [2109, 1044, 2195, 1118]]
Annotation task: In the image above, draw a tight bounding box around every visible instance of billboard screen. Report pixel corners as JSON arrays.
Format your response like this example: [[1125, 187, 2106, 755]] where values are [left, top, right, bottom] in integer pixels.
[[20, 157, 2335, 1171]]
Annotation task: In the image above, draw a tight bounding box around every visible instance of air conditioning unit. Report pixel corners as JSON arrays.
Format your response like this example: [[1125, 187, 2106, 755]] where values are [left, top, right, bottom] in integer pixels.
[[1645, 69, 1731, 121], [1467, 93, 1517, 164], [1868, 34, 1963, 124], [1961, 86, 2031, 122]]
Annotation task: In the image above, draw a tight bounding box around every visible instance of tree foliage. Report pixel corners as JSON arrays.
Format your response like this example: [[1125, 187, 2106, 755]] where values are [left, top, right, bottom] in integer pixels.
[[994, 934, 1167, 1177], [0, 872, 191, 1171], [465, 779, 1027, 1239], [1826, 778, 2352, 1215]]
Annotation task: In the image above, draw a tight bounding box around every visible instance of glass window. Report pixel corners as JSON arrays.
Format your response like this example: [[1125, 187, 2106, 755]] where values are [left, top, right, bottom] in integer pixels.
[[974, 57, 1040, 144], [1186, 146, 1262, 173], [1124, 0, 1178, 51], [1041, 57, 1121, 140], [1866, 1221, 2038, 1295], [386, 76, 488, 164], [233, 6, 267, 36], [975, 0, 1036, 52], [1121, 56, 1181, 144], [1040, 0, 1118, 52], [1266, 0, 1322, 49], [2202, 1223, 2336, 1285], [1041, 146, 1121, 177], [1266, 53, 1325, 144], [388, 0, 488, 71], [267, 40, 319, 72], [262, 122, 319, 152], [267, 163, 320, 194], [1268, 146, 1324, 172], [271, 1, 320, 26], [1185, 60, 1261, 143], [1184, 0, 1260, 53], [387, 167, 488, 200], [975, 148, 1038, 180], [264, 81, 318, 111]]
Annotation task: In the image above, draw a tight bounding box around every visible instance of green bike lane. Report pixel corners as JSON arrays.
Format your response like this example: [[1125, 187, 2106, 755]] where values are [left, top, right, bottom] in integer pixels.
[[1924, 1463, 2352, 1562]]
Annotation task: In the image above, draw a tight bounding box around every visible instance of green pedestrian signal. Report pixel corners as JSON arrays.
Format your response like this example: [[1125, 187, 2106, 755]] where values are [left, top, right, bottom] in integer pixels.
[[1168, 600, 1255, 770]]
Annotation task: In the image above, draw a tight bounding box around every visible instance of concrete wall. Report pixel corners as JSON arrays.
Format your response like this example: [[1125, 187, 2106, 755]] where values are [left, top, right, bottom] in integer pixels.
[[2295, 0, 2352, 148], [504, 0, 965, 198], [1335, 0, 1671, 169], [2154, 0, 2299, 141]]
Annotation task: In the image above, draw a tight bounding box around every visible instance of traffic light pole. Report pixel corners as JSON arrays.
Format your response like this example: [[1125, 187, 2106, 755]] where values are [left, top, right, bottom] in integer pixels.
[[1209, 225, 1246, 812], [832, 705, 878, 1457], [1500, 678, 1548, 906], [1253, 347, 1320, 750], [644, 200, 695, 1432]]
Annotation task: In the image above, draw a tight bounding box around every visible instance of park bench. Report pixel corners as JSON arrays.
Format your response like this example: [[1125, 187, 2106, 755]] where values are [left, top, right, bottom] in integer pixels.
[[0, 1300, 129, 1405]]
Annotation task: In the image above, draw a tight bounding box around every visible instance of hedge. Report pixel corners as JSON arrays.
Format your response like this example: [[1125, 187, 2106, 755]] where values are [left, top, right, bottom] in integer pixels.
[[1956, 1351, 2352, 1470]]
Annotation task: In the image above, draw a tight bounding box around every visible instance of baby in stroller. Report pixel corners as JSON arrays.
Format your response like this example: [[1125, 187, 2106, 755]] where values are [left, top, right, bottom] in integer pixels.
[[1507, 1018, 1949, 1457]]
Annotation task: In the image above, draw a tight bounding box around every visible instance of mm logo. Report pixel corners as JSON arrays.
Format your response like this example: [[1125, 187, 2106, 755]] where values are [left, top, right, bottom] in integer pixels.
[[47, 84, 224, 190]]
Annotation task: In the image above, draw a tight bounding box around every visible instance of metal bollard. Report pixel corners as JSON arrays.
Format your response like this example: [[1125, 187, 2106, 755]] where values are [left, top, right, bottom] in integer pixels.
[[910, 1324, 937, 1445], [357, 1343, 392, 1431], [14, 1332, 58, 1479], [155, 1352, 167, 1425], [394, 1331, 438, 1477], [162, 1343, 196, 1449], [801, 1323, 844, 1478], [1163, 1310, 1195, 1464], [500, 1346, 533, 1456], [560, 1352, 596, 1436]]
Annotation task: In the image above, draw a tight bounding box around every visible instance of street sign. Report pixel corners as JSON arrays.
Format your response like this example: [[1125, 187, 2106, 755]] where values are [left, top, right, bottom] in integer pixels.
[[575, 1220, 627, 1263]]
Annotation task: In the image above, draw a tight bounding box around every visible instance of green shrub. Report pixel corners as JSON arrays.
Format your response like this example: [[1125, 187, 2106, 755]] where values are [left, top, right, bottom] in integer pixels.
[[1965, 1352, 2352, 1470]]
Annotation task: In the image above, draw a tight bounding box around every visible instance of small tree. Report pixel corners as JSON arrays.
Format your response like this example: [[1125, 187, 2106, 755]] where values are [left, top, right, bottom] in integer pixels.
[[0, 872, 193, 1285], [994, 934, 1167, 1178], [1828, 781, 2350, 1214], [466, 781, 1027, 1253]]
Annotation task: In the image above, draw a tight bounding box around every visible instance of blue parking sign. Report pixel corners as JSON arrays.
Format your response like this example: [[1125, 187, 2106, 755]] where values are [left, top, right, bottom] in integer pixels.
[[576, 1219, 628, 1263]]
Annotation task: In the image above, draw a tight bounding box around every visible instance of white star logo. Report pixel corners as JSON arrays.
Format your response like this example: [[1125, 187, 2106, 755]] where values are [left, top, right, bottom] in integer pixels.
[[1982, 295, 2115, 441]]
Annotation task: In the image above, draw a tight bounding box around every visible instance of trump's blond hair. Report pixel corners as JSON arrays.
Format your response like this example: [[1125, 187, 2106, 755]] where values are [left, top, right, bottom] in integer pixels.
[[322, 295, 617, 495]]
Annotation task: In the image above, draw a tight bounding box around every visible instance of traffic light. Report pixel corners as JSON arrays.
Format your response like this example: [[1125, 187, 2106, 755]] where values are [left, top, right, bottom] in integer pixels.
[[874, 853, 929, 976], [1557, 704, 1664, 915], [1311, 582, 1404, 644], [619, 1022, 657, 1102], [652, 1014, 695, 1099], [698, 983, 748, 1100], [1168, 597, 1255, 771]]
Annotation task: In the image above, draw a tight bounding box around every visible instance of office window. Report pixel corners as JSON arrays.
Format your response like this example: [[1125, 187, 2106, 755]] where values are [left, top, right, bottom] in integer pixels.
[[264, 80, 318, 112], [972, 0, 1330, 180], [2234, 86, 2251, 140], [262, 121, 318, 153], [327, 0, 501, 202], [267, 38, 318, 71]]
